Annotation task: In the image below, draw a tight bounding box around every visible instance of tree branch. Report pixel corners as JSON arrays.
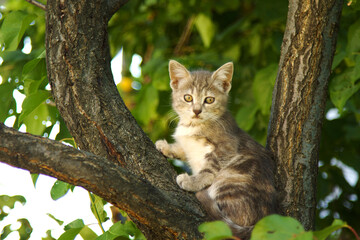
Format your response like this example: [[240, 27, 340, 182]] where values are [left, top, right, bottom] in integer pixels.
[[46, 0, 178, 189], [266, 0, 343, 230], [25, 0, 46, 10], [107, 0, 130, 18], [0, 123, 205, 239], [44, 1, 206, 238]]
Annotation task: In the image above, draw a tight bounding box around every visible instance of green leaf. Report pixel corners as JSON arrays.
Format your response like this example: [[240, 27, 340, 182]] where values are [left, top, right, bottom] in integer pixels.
[[332, 50, 346, 70], [313, 219, 348, 240], [90, 193, 108, 223], [24, 76, 48, 96], [0, 82, 16, 122], [1, 225, 12, 240], [97, 221, 145, 240], [1, 219, 33, 240], [249, 33, 261, 56], [133, 85, 159, 125], [19, 90, 51, 124], [223, 44, 241, 61], [236, 102, 259, 131], [152, 62, 171, 91], [0, 195, 26, 221], [58, 228, 83, 240], [329, 56, 360, 112], [252, 64, 278, 115], [21, 102, 49, 135], [58, 219, 86, 240], [22, 52, 46, 77], [17, 218, 33, 240], [55, 118, 73, 143], [346, 19, 360, 54], [198, 221, 233, 240], [79, 226, 98, 240], [64, 219, 85, 230], [47, 213, 64, 226], [42, 230, 56, 240], [22, 54, 48, 95], [31, 173, 39, 187], [50, 180, 72, 200], [251, 215, 313, 240], [195, 13, 216, 48], [22, 57, 44, 79], [0, 11, 37, 51]]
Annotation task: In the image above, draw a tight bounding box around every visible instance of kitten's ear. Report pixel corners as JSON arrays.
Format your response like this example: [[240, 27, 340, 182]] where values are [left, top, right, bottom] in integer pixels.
[[169, 60, 191, 90], [211, 62, 233, 93]]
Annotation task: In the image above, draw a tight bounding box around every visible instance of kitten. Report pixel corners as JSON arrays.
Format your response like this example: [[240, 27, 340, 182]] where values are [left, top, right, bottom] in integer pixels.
[[155, 60, 277, 239]]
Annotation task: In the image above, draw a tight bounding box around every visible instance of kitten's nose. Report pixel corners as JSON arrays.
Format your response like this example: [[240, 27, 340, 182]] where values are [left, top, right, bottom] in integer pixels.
[[193, 109, 202, 116]]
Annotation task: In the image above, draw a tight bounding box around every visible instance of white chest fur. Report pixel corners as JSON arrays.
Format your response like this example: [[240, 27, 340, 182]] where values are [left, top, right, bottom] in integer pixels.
[[173, 125, 213, 174]]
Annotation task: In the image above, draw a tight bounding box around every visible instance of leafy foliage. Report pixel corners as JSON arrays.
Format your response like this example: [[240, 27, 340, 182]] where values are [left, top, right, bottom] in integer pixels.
[[97, 221, 145, 240], [0, 10, 36, 51], [198, 221, 233, 240], [316, 3, 360, 237], [0, 0, 360, 239], [50, 180, 74, 200], [252, 215, 311, 240], [199, 216, 360, 240], [250, 215, 360, 240], [0, 195, 33, 240], [89, 193, 108, 233], [0, 195, 26, 221], [1, 218, 33, 240]]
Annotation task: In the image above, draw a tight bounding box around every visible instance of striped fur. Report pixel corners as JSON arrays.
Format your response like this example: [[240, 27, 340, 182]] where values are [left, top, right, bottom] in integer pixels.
[[156, 60, 277, 240]]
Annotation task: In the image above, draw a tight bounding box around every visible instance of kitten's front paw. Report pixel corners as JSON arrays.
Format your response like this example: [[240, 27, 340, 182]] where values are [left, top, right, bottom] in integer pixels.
[[176, 173, 190, 189], [176, 173, 196, 192], [155, 139, 171, 157]]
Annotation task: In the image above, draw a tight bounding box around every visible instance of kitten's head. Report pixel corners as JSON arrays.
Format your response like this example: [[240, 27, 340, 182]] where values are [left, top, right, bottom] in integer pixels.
[[168, 60, 233, 124]]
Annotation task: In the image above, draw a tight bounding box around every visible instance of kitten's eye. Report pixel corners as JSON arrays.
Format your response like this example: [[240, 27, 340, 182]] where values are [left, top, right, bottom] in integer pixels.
[[184, 94, 193, 102], [204, 97, 215, 104]]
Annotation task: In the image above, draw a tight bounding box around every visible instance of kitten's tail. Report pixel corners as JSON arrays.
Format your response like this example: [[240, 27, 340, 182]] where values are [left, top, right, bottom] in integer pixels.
[[196, 190, 253, 240]]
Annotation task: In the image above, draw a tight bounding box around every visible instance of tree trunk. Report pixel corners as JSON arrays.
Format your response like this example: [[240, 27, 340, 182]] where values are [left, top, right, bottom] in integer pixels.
[[266, 0, 343, 230], [44, 0, 206, 239]]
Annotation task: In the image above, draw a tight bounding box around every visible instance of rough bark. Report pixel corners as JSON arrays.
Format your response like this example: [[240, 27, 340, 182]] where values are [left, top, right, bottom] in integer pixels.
[[44, 0, 205, 238], [266, 0, 343, 230]]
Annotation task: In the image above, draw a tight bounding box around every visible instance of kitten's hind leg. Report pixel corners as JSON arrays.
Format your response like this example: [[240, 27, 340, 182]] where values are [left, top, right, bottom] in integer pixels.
[[197, 187, 253, 240], [196, 189, 221, 221]]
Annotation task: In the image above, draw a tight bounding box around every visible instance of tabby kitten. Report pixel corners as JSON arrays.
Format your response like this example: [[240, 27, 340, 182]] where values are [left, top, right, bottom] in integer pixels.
[[155, 60, 277, 239]]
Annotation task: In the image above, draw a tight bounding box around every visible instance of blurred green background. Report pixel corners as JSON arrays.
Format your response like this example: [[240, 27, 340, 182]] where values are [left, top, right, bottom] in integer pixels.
[[0, 0, 359, 239]]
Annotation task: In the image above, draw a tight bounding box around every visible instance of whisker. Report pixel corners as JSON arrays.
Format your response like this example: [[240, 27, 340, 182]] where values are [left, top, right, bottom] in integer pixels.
[[165, 110, 180, 127]]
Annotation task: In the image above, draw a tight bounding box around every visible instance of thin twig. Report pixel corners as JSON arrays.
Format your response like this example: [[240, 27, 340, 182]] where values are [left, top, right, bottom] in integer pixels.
[[346, 225, 360, 240], [174, 15, 195, 56], [25, 0, 46, 11]]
